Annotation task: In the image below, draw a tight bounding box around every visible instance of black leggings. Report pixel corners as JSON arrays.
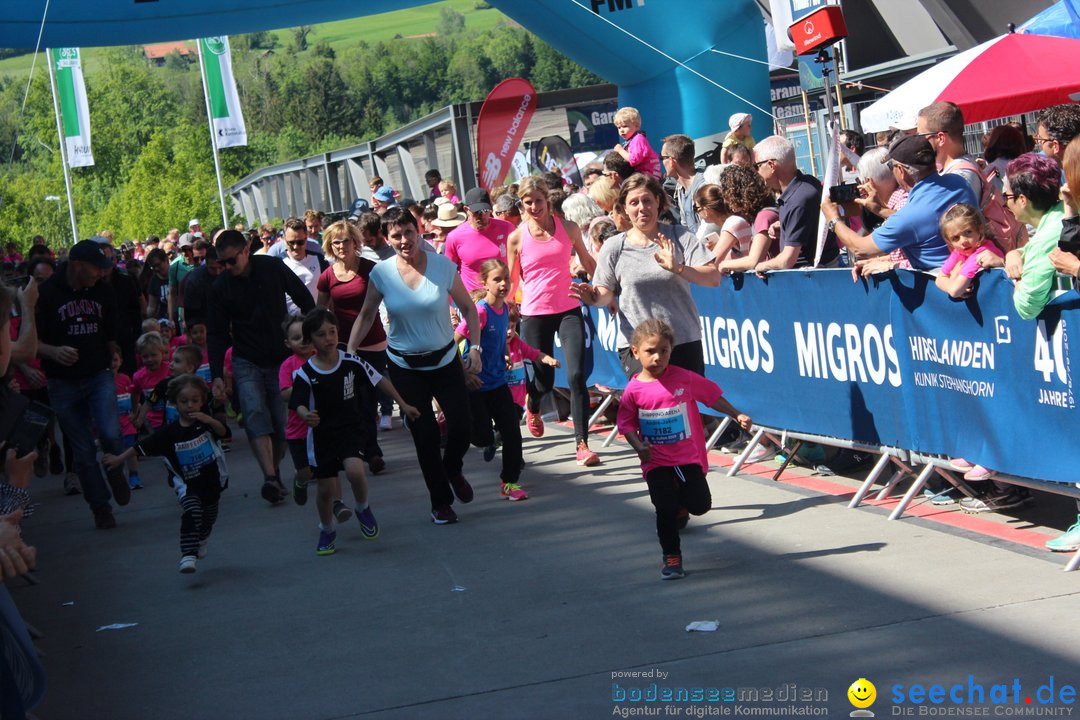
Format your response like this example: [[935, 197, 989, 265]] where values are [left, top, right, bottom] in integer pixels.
[[521, 308, 590, 443], [354, 349, 387, 459], [387, 360, 471, 510], [469, 385, 523, 484], [645, 464, 712, 556]]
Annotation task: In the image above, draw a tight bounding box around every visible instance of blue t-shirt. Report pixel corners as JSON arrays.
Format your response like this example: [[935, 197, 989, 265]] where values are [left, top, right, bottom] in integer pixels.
[[465, 300, 510, 392], [872, 173, 976, 271], [370, 251, 457, 370]]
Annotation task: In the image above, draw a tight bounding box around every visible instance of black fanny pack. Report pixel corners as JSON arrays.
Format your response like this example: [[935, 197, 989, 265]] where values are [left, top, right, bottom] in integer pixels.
[[387, 340, 456, 368]]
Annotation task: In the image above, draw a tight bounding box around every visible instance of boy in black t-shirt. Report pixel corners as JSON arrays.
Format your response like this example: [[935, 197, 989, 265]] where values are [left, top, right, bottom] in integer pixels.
[[104, 374, 230, 574], [290, 309, 419, 556]]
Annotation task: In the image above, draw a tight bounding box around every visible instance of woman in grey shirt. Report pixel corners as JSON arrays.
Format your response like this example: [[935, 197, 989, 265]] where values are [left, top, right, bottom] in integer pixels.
[[571, 173, 720, 377]]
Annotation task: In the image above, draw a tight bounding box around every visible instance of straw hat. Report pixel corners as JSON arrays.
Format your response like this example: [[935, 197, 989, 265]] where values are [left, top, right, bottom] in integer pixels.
[[431, 203, 466, 228]]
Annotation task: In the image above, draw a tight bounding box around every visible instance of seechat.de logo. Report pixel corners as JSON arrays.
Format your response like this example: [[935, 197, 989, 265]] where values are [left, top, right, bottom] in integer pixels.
[[590, 0, 645, 13]]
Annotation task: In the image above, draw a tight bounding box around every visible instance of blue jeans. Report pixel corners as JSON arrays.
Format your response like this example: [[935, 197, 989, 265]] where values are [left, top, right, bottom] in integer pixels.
[[231, 355, 286, 443], [49, 370, 124, 511]]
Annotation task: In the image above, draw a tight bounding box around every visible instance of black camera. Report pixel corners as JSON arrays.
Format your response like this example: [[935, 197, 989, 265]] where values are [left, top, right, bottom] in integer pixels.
[[829, 183, 860, 204]]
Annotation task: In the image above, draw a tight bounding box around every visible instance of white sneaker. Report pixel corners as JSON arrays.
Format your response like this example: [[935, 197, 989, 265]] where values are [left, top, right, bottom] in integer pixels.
[[197, 541, 208, 559], [746, 444, 777, 464], [178, 556, 197, 574], [379, 415, 393, 431]]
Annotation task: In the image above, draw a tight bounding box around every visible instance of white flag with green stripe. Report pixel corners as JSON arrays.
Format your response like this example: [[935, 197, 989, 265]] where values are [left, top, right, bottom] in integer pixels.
[[51, 48, 93, 167], [198, 37, 247, 148]]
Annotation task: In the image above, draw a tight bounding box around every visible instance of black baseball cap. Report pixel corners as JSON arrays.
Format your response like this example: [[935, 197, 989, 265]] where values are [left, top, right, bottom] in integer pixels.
[[69, 239, 113, 269], [464, 187, 493, 213], [884, 134, 936, 168]]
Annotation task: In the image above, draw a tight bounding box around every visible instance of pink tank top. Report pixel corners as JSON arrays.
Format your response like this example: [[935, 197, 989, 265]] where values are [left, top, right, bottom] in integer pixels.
[[518, 216, 579, 316]]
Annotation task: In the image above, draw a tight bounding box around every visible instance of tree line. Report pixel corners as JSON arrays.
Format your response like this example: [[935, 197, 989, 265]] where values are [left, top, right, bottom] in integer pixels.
[[0, 12, 601, 245]]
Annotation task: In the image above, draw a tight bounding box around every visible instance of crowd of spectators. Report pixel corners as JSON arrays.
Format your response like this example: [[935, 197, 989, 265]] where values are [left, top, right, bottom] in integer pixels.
[[3, 98, 1080, 712]]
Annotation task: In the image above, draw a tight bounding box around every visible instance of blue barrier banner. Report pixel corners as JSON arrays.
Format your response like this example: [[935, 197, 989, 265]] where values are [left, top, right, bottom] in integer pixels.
[[551, 269, 1079, 483]]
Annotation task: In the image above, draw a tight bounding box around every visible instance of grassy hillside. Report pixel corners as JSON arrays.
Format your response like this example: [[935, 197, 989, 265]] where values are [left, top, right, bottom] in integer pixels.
[[0, 0, 508, 80]]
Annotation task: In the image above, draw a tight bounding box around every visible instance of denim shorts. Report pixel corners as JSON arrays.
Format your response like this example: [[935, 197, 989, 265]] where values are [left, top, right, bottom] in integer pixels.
[[231, 355, 286, 441]]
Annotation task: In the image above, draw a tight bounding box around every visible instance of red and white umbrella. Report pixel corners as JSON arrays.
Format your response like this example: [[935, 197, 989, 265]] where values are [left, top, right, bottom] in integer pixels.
[[861, 33, 1080, 133]]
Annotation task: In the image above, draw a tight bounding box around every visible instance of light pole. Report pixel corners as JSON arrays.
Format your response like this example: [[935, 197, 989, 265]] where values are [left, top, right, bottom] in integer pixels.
[[44, 195, 65, 246]]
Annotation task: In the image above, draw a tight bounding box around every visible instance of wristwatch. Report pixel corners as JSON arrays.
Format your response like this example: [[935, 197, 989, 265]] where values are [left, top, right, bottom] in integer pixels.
[[826, 217, 844, 233]]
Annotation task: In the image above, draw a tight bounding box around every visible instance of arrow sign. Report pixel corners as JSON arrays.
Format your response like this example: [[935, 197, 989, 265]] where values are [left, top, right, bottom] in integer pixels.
[[574, 119, 587, 144]]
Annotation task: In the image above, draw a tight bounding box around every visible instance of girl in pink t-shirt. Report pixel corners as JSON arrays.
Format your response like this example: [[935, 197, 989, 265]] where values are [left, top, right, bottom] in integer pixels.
[[616, 319, 752, 581], [934, 203, 1004, 300], [112, 349, 143, 489]]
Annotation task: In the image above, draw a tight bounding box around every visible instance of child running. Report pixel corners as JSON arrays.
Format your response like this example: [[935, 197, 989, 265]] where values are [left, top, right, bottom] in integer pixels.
[[134, 345, 204, 430], [132, 331, 170, 431], [103, 374, 230, 574], [616, 319, 752, 580], [289, 308, 419, 555], [934, 202, 1005, 299], [112, 349, 143, 489], [455, 259, 560, 501]]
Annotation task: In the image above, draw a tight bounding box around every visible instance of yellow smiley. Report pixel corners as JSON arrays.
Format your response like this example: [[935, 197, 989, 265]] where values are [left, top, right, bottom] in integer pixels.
[[848, 678, 876, 709]]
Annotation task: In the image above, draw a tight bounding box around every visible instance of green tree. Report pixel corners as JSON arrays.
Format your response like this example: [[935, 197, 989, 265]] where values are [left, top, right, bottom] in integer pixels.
[[292, 26, 314, 52], [437, 7, 466, 37]]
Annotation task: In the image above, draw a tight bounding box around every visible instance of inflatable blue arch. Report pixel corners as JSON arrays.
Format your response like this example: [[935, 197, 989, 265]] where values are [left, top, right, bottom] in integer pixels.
[[1, 0, 771, 142]]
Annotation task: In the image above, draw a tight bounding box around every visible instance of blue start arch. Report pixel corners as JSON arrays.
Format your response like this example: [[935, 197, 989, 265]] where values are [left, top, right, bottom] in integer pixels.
[[0, 0, 771, 142]]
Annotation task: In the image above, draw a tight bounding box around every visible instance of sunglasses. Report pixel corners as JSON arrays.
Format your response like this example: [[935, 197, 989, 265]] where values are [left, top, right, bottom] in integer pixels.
[[220, 254, 241, 266], [754, 159, 772, 168], [1002, 192, 1020, 201], [286, 240, 306, 247]]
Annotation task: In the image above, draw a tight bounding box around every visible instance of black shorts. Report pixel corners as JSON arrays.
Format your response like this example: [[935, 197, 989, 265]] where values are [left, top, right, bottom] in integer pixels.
[[309, 426, 367, 479], [287, 438, 309, 472]]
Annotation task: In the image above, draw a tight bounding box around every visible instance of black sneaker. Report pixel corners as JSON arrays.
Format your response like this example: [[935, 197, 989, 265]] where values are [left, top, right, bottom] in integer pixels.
[[661, 554, 684, 580], [261, 479, 286, 505], [105, 468, 131, 507], [449, 474, 474, 504], [959, 487, 1033, 514], [332, 500, 353, 523], [93, 506, 116, 530], [368, 456, 386, 474], [431, 505, 459, 525], [292, 475, 308, 506]]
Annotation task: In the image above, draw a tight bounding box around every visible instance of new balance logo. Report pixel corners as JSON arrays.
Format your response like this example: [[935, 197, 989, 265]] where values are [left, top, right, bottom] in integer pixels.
[[590, 0, 644, 13]]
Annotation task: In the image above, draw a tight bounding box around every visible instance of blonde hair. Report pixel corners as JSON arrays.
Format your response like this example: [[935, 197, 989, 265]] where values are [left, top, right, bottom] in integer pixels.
[[516, 176, 550, 202], [438, 179, 459, 196], [614, 107, 641, 127], [322, 220, 360, 257], [588, 175, 618, 211], [136, 331, 166, 353]]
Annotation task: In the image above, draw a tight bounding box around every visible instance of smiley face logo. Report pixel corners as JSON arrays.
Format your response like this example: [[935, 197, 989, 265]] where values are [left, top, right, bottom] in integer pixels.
[[848, 678, 876, 709]]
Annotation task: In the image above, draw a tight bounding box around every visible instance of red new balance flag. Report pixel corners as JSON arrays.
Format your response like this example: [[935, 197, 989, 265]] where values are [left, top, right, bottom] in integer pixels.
[[476, 78, 537, 191]]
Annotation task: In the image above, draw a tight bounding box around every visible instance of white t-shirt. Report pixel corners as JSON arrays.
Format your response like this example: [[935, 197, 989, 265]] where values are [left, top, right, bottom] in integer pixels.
[[282, 254, 321, 316]]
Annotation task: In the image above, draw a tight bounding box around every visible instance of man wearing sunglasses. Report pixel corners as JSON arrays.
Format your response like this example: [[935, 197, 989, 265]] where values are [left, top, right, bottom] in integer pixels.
[[821, 134, 975, 271], [168, 232, 201, 330], [444, 187, 514, 292], [209, 229, 316, 506], [661, 134, 705, 235], [280, 216, 325, 316]]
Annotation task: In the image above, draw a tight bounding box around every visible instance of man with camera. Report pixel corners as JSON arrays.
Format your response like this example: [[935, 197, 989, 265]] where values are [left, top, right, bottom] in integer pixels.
[[821, 134, 976, 271], [35, 239, 131, 529]]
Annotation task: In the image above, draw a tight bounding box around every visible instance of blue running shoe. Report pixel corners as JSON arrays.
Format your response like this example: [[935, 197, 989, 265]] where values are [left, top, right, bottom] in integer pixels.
[[316, 529, 337, 556], [357, 506, 379, 540]]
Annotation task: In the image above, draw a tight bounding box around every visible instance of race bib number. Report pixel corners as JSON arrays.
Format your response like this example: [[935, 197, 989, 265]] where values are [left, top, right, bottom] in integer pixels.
[[506, 361, 526, 387], [116, 392, 133, 415], [638, 404, 691, 445], [175, 434, 215, 478]]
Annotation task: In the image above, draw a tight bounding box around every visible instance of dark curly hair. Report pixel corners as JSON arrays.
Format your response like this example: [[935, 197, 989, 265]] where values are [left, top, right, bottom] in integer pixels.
[[717, 164, 773, 218], [1038, 104, 1080, 143]]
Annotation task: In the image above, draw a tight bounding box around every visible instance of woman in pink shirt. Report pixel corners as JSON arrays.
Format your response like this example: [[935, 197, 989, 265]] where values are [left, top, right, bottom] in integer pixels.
[[507, 177, 599, 466]]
